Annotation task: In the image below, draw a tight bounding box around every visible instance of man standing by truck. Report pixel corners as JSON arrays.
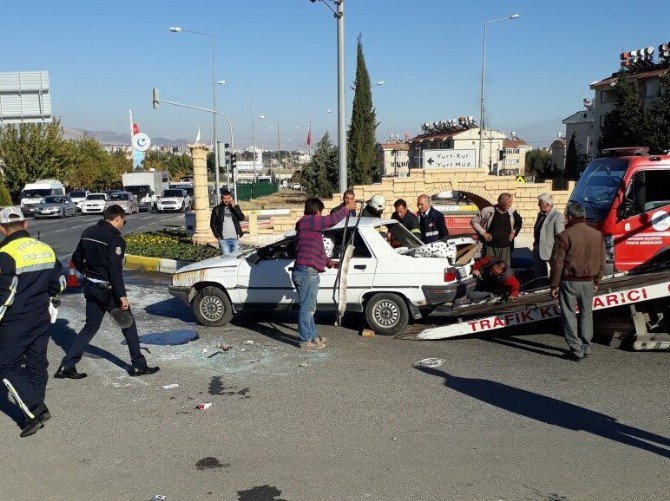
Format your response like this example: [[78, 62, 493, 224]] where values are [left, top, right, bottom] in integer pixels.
[[471, 193, 520, 267], [550, 203, 605, 361]]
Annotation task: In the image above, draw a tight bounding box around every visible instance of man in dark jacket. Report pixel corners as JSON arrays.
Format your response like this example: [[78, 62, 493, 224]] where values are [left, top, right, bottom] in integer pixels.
[[329, 189, 357, 217], [210, 190, 245, 255], [0, 208, 65, 437], [391, 199, 420, 236], [550, 202, 605, 361], [417, 194, 448, 243], [55, 205, 159, 379]]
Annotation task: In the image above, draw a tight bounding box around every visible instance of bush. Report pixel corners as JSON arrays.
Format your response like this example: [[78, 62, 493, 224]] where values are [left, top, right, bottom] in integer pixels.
[[126, 230, 219, 262], [0, 182, 12, 206]]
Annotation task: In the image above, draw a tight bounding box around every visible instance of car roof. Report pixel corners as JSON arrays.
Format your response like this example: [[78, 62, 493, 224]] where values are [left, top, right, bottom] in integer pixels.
[[283, 217, 397, 238]]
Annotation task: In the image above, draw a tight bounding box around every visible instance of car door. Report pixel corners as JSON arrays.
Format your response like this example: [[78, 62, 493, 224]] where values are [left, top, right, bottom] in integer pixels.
[[318, 228, 377, 308], [236, 238, 298, 309]]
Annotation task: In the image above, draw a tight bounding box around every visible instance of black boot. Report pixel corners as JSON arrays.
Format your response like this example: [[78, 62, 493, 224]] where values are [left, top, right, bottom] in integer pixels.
[[54, 366, 88, 379], [20, 406, 51, 438], [128, 366, 160, 377]]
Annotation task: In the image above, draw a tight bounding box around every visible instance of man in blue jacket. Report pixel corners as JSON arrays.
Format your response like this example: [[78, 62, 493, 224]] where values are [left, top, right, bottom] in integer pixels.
[[417, 194, 448, 243]]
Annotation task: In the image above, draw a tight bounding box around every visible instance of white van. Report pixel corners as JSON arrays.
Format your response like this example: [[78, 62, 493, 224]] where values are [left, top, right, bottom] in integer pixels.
[[20, 180, 66, 215]]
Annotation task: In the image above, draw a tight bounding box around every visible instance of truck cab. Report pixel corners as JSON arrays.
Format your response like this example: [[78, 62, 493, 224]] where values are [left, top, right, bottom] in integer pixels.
[[569, 148, 670, 273]]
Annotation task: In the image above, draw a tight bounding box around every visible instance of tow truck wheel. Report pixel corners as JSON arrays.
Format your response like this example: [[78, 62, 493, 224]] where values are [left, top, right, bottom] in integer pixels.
[[365, 293, 409, 336], [193, 286, 233, 327]]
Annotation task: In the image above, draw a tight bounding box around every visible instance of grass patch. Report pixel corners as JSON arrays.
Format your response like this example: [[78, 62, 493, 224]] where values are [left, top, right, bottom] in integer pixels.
[[126, 229, 219, 262]]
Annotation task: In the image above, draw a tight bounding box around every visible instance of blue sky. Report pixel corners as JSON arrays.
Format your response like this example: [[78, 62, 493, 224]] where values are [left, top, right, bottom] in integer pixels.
[[2, 0, 669, 149]]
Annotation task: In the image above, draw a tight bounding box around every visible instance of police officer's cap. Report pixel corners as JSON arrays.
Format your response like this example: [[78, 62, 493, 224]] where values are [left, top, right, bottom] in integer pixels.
[[0, 207, 25, 224]]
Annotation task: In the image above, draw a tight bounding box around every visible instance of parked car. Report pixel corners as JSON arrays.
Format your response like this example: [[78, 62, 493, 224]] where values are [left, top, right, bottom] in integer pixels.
[[69, 190, 90, 212], [169, 218, 477, 336], [34, 195, 77, 218], [106, 191, 139, 214], [81, 193, 109, 214], [157, 189, 192, 212]]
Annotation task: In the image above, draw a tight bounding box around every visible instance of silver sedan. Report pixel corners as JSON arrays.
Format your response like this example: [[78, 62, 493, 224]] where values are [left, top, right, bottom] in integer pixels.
[[34, 196, 77, 218]]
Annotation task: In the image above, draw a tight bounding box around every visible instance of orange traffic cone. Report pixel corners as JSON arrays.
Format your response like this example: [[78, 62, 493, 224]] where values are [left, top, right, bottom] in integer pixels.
[[66, 260, 80, 288]]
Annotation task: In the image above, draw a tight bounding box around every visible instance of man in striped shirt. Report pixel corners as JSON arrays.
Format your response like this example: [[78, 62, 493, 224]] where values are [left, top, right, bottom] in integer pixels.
[[292, 197, 356, 350]]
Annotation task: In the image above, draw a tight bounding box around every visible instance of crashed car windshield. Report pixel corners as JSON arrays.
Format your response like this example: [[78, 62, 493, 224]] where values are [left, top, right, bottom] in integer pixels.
[[382, 223, 424, 249]]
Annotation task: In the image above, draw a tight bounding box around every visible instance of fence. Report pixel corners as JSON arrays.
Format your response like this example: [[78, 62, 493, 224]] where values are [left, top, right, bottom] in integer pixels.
[[236, 181, 280, 201]]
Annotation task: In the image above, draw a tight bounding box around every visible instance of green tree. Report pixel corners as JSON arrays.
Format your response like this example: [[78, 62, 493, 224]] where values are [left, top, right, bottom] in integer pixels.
[[646, 69, 670, 153], [599, 72, 647, 152], [0, 182, 13, 206], [303, 133, 337, 197], [70, 137, 129, 191], [525, 149, 552, 179], [347, 34, 378, 186], [564, 133, 580, 180], [167, 153, 193, 180], [0, 120, 76, 197]]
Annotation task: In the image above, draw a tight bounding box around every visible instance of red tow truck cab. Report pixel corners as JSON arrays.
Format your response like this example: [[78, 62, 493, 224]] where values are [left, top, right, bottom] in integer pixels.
[[569, 147, 670, 273]]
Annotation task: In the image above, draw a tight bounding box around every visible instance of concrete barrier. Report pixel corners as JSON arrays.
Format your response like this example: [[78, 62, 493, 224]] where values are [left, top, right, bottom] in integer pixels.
[[124, 254, 189, 274]]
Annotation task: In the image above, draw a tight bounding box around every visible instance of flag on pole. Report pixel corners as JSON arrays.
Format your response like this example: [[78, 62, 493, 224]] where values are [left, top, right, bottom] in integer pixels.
[[195, 127, 201, 143], [306, 124, 312, 148]]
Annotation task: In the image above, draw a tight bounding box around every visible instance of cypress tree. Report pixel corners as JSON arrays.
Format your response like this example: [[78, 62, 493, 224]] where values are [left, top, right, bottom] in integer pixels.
[[347, 34, 378, 186], [646, 69, 670, 153], [599, 72, 646, 152], [564, 133, 580, 180], [303, 133, 337, 198]]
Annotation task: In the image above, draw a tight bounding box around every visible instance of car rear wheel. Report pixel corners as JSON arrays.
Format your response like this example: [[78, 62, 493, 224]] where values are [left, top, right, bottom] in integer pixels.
[[192, 286, 234, 327], [364, 293, 409, 336]]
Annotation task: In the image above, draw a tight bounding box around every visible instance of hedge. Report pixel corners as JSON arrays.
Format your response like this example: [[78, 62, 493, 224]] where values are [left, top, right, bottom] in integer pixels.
[[125, 229, 219, 262]]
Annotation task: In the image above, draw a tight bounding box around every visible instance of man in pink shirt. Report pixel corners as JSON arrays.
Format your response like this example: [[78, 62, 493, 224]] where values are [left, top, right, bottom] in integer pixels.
[[293, 197, 356, 350]]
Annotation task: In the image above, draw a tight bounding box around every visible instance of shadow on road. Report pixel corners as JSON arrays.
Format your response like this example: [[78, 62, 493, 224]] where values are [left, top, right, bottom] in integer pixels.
[[0, 387, 24, 427], [144, 297, 195, 321], [50, 319, 129, 371], [415, 366, 670, 459], [478, 334, 568, 359]]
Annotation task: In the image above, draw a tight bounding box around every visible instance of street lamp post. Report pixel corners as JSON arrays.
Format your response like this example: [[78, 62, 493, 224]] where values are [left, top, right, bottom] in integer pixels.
[[309, 0, 346, 193], [169, 26, 220, 196], [259, 115, 280, 180], [219, 80, 257, 180], [478, 13, 519, 172]]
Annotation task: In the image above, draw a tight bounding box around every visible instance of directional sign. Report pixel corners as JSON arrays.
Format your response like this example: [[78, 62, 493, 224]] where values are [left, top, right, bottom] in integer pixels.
[[422, 149, 475, 169]]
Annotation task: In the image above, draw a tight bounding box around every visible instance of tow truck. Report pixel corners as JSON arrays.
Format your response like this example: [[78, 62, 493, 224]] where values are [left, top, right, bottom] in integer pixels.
[[401, 148, 670, 350]]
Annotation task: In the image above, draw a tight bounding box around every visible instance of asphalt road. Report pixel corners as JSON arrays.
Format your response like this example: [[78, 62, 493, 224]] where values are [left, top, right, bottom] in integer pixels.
[[23, 211, 188, 259], [0, 278, 667, 500]]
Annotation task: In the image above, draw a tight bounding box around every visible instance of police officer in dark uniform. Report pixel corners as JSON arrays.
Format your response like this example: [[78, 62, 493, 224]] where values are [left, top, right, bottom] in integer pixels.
[[0, 207, 65, 437], [55, 205, 159, 379], [417, 194, 449, 243]]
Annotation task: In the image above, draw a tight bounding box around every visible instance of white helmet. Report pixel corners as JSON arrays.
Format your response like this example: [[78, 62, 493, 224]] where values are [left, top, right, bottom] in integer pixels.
[[368, 194, 386, 211]]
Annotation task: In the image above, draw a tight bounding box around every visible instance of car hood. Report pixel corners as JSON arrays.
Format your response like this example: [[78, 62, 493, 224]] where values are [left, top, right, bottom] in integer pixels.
[[159, 197, 183, 203], [84, 200, 106, 204], [176, 254, 240, 273], [36, 203, 62, 208], [108, 200, 130, 205]]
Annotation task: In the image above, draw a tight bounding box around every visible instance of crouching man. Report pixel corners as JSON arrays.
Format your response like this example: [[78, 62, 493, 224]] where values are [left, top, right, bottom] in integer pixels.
[[469, 255, 520, 302]]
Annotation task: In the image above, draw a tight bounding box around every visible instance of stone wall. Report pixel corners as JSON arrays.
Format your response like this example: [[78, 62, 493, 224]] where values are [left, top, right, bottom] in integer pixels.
[[270, 169, 574, 235]]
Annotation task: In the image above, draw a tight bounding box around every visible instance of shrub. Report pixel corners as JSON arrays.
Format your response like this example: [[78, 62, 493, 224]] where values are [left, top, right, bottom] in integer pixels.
[[126, 230, 219, 262], [0, 182, 12, 206]]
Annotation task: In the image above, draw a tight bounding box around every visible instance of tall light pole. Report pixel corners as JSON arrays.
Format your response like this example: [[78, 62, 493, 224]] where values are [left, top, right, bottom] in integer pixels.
[[219, 80, 257, 179], [478, 13, 519, 172], [309, 0, 346, 193], [169, 26, 220, 194], [259, 115, 280, 179]]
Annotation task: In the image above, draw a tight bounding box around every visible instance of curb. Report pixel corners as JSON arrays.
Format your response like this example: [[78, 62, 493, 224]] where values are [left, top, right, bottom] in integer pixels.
[[124, 254, 190, 274]]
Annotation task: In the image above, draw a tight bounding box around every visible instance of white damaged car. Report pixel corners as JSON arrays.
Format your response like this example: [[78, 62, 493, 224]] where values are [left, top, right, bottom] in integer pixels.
[[169, 218, 477, 336]]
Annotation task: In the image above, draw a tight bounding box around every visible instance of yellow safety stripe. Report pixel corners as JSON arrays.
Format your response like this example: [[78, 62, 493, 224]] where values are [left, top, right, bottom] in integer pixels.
[[1, 238, 56, 275], [0, 276, 18, 321]]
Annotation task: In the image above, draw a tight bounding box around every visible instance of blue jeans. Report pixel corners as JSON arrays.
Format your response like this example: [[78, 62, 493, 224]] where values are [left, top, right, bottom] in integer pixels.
[[218, 238, 239, 255], [291, 265, 320, 344]]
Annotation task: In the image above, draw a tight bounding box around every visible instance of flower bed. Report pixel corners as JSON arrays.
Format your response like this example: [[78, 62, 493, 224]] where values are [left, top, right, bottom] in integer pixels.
[[125, 229, 219, 262]]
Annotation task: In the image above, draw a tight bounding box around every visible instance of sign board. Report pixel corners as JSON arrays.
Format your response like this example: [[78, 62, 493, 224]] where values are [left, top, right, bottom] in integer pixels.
[[0, 71, 52, 124], [422, 149, 475, 169]]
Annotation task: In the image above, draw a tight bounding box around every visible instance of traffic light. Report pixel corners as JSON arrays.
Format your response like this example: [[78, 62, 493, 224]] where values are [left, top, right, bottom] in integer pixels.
[[230, 153, 237, 171], [152, 88, 160, 109]]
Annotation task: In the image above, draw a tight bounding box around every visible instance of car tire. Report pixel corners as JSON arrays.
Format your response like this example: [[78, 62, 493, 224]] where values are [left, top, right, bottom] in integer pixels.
[[193, 286, 234, 327], [364, 293, 409, 336]]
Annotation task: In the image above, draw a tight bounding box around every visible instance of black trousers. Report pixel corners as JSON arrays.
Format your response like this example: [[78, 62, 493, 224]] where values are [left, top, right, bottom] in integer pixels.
[[61, 282, 147, 369], [0, 313, 51, 414]]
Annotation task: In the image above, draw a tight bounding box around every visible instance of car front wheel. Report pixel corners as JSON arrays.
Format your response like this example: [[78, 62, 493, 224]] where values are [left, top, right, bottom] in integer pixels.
[[364, 293, 409, 336], [192, 286, 234, 327]]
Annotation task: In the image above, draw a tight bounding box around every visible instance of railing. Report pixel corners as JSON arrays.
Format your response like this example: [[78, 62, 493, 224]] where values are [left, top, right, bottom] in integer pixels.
[[236, 181, 279, 201]]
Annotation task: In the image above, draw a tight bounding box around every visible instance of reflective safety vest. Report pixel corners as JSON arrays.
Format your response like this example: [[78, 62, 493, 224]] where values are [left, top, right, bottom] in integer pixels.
[[0, 230, 65, 322]]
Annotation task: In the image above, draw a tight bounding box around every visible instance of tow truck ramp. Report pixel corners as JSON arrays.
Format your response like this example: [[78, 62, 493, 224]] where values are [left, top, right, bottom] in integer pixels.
[[399, 268, 670, 351]]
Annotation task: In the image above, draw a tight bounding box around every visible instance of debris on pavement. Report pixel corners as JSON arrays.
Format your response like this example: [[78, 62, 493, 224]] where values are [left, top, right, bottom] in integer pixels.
[[298, 363, 309, 368], [216, 343, 232, 351], [361, 328, 376, 337], [162, 383, 180, 390], [152, 496, 166, 501], [244, 340, 255, 345], [196, 402, 213, 410], [206, 351, 223, 359], [415, 358, 445, 368]]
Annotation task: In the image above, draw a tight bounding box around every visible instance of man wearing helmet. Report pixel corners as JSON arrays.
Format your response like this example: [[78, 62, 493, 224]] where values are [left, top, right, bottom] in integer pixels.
[[362, 194, 386, 218]]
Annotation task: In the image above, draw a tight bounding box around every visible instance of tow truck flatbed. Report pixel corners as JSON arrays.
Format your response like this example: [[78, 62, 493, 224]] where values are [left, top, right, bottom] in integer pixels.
[[398, 267, 670, 350]]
